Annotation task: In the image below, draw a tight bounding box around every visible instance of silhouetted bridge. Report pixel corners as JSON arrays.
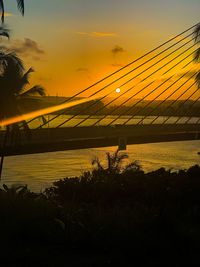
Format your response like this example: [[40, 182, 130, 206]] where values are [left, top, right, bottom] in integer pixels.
[[1, 123, 200, 156], [1, 23, 200, 156]]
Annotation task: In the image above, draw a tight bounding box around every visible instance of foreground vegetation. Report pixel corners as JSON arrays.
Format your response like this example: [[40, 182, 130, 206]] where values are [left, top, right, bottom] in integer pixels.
[[1, 151, 200, 265]]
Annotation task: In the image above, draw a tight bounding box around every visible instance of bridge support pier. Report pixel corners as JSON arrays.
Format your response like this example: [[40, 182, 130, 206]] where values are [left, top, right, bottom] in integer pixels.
[[118, 137, 127, 151]]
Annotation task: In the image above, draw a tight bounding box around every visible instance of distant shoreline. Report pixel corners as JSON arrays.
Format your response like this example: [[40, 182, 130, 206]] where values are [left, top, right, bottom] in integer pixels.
[[18, 96, 200, 117]]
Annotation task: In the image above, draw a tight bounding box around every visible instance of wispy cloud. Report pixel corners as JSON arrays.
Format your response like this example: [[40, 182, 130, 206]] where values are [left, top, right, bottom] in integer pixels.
[[111, 45, 126, 55], [110, 63, 125, 68], [76, 67, 92, 79], [76, 67, 89, 72], [92, 32, 117, 37], [77, 31, 117, 37], [1, 38, 45, 61], [77, 32, 89, 35]]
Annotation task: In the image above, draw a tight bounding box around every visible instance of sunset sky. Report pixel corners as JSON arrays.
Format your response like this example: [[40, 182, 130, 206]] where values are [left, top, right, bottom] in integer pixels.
[[2, 0, 200, 97]]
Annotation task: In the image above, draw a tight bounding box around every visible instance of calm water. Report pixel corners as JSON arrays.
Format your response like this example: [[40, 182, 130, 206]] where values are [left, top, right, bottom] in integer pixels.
[[26, 115, 200, 128], [1, 140, 200, 192]]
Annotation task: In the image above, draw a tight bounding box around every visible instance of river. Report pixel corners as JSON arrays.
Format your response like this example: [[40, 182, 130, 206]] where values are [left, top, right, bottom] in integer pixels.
[[1, 140, 200, 192]]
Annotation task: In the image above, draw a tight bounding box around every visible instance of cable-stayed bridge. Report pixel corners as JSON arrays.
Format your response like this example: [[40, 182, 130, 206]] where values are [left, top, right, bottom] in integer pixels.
[[1, 23, 200, 156]]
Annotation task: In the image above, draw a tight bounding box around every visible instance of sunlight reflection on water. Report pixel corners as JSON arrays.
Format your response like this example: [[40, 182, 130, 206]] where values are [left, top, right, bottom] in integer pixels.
[[1, 140, 200, 192]]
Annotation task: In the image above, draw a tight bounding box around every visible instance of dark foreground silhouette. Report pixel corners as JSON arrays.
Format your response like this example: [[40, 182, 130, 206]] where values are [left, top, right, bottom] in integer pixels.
[[1, 151, 200, 266]]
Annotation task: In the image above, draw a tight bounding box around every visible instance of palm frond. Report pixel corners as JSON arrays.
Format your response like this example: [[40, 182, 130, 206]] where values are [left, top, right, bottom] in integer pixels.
[[0, 52, 25, 74], [6, 52, 24, 70], [0, 0, 24, 24], [112, 150, 119, 164], [123, 161, 141, 173], [193, 23, 200, 44], [116, 153, 128, 165], [23, 67, 34, 82], [16, 0, 24, 16], [91, 156, 104, 171], [18, 67, 34, 92], [20, 85, 46, 97], [194, 48, 200, 62], [195, 72, 200, 89], [105, 150, 128, 173]]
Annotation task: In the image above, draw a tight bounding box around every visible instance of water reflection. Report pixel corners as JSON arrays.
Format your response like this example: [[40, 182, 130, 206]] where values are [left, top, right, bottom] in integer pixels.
[[1, 140, 200, 192]]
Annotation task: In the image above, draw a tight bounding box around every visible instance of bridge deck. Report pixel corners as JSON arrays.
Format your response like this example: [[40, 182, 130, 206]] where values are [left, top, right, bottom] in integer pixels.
[[1, 124, 200, 156]]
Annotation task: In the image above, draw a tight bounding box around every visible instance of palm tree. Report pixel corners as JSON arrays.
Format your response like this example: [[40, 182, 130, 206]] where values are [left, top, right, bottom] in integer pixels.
[[0, 0, 25, 178], [0, 51, 45, 178], [91, 150, 140, 176], [0, 0, 24, 23], [0, 0, 24, 38], [92, 150, 128, 176], [193, 23, 200, 88]]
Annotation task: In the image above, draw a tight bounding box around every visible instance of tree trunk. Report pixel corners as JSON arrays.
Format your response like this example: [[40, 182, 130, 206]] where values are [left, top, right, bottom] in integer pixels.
[[0, 127, 9, 180], [0, 155, 4, 179]]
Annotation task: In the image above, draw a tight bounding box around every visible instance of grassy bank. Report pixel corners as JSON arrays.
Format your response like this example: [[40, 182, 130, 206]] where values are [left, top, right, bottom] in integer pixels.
[[1, 151, 200, 265]]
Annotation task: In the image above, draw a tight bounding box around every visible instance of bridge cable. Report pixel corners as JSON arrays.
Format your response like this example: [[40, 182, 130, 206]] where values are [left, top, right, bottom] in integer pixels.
[[178, 97, 200, 125], [158, 82, 198, 125], [119, 65, 197, 126], [70, 42, 197, 128], [34, 25, 199, 129], [135, 73, 197, 125], [56, 38, 198, 128], [184, 99, 200, 124], [194, 114, 200, 124], [93, 50, 198, 127], [88, 54, 197, 127], [170, 91, 200, 125], [37, 31, 195, 128]]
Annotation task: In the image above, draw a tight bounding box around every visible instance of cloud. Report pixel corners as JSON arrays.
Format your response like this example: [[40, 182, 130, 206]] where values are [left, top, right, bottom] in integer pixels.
[[12, 38, 45, 55], [111, 45, 125, 55], [76, 67, 89, 72], [2, 38, 45, 61], [77, 32, 88, 35], [169, 35, 192, 43], [36, 74, 53, 83], [77, 31, 117, 37], [92, 32, 117, 37], [76, 67, 92, 79], [110, 63, 125, 68], [148, 70, 198, 84]]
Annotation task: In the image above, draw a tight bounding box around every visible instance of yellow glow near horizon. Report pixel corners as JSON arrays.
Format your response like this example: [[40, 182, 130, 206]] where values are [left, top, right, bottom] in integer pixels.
[[0, 96, 97, 127]]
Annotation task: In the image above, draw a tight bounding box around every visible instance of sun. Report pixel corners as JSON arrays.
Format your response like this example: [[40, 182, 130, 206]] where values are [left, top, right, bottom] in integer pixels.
[[116, 88, 120, 93]]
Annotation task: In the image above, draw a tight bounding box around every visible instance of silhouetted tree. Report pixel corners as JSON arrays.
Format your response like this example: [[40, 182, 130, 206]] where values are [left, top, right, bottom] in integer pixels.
[[0, 0, 24, 38], [0, 0, 24, 23], [0, 51, 45, 121], [0, 1, 25, 178], [0, 52, 45, 178], [91, 150, 140, 176]]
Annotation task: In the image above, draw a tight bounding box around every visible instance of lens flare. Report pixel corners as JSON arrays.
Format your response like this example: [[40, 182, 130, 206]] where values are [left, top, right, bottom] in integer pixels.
[[0, 96, 97, 127]]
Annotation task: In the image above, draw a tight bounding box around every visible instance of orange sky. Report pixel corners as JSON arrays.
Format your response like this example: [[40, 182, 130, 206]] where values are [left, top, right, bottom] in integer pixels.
[[2, 0, 200, 100]]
